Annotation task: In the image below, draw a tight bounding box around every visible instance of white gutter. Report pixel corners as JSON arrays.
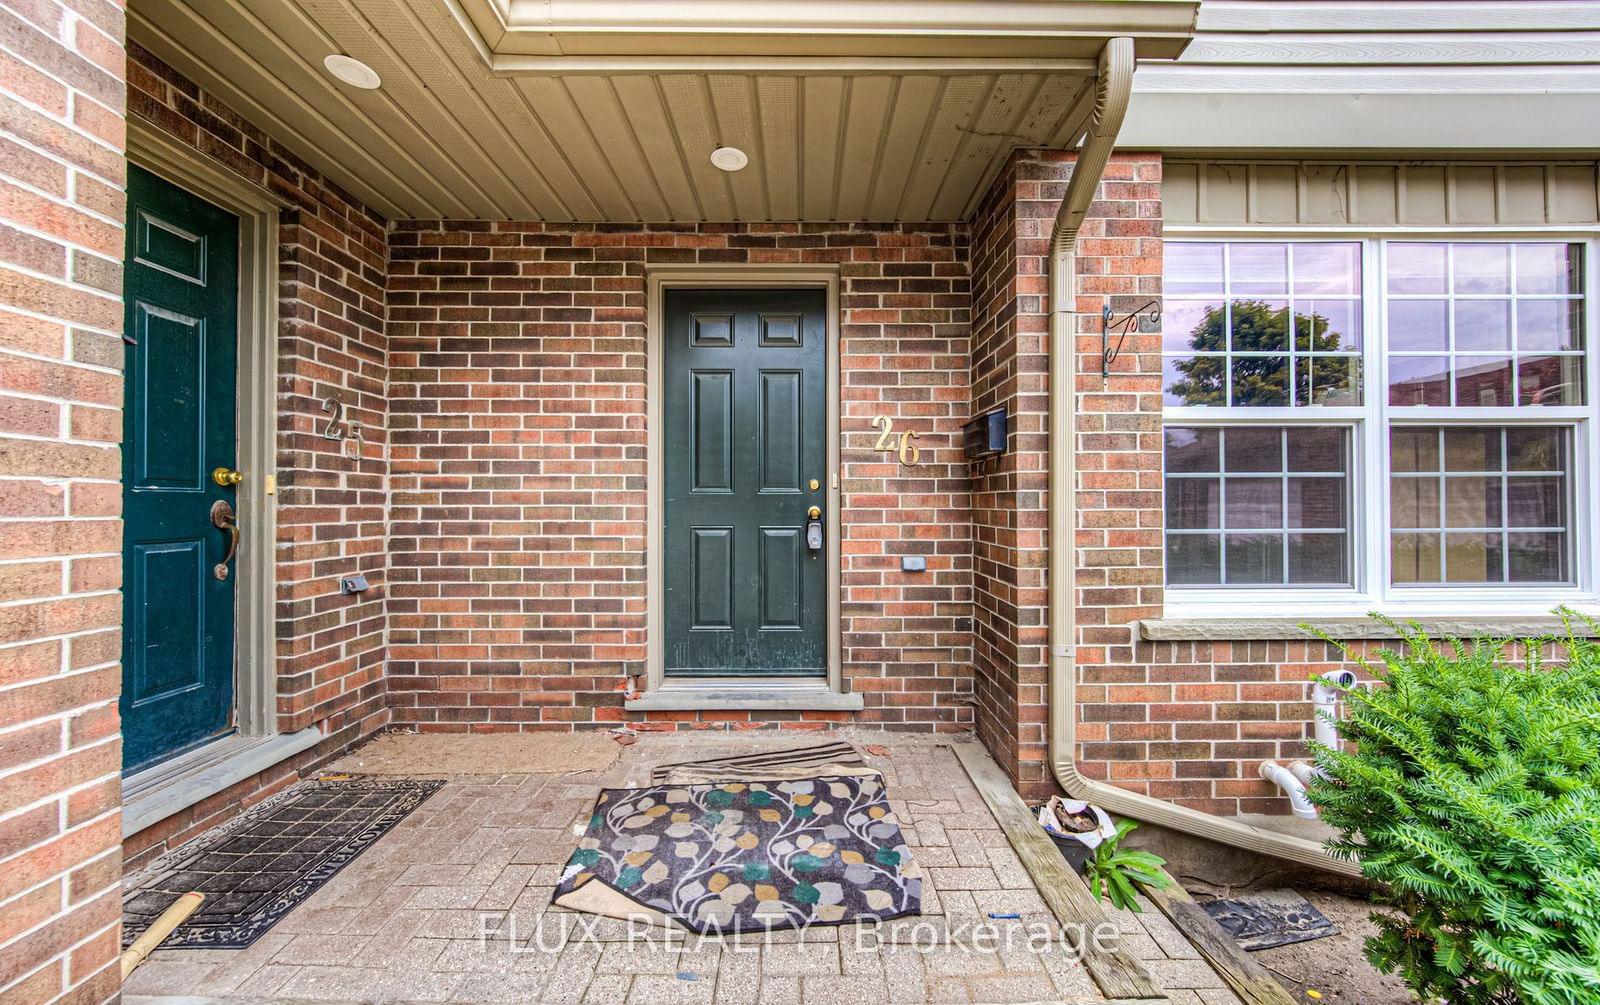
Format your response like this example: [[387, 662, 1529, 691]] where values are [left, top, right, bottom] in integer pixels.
[[1045, 37, 1360, 877], [451, 0, 1197, 70]]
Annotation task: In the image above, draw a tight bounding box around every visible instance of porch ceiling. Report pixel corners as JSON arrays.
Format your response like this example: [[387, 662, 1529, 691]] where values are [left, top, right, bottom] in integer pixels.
[[128, 1, 1196, 222]]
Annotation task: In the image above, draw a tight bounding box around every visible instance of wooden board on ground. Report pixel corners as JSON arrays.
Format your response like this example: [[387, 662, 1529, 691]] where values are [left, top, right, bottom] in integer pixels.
[[952, 743, 1165, 1001], [1139, 871, 1298, 1005]]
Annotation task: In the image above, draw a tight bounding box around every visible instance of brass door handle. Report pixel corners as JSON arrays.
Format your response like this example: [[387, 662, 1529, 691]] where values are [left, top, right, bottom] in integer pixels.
[[210, 499, 239, 581], [212, 466, 243, 487], [807, 506, 821, 520]]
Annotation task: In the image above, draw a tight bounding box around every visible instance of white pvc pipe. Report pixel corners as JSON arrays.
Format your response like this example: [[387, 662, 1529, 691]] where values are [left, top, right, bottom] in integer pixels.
[[1311, 669, 1358, 751], [1259, 762, 1319, 820], [1287, 759, 1322, 789]]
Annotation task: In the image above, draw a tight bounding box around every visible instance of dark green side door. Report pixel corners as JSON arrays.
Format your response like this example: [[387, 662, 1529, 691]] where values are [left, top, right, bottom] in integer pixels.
[[663, 289, 827, 677], [121, 165, 239, 772]]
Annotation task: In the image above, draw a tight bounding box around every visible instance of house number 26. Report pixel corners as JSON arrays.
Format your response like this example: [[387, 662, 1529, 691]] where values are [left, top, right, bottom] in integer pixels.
[[871, 415, 920, 466]]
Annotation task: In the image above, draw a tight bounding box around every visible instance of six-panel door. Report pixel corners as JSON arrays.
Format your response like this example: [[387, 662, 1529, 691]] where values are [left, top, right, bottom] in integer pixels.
[[663, 289, 827, 677], [120, 165, 239, 772]]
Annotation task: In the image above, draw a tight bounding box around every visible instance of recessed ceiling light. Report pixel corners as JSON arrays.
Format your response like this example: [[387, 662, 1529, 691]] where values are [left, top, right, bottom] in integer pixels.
[[323, 54, 381, 90], [709, 146, 749, 172]]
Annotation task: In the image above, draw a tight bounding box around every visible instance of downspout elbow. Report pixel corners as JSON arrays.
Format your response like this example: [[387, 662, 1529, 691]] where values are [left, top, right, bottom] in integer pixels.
[[1043, 37, 1357, 875], [1050, 38, 1134, 257]]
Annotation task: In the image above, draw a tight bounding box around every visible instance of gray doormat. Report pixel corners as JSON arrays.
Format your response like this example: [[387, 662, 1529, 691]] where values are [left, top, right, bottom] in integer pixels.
[[1200, 889, 1337, 950], [122, 778, 443, 949]]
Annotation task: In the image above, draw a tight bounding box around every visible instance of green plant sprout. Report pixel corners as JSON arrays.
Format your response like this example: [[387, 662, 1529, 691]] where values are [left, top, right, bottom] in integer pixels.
[[1084, 819, 1171, 913]]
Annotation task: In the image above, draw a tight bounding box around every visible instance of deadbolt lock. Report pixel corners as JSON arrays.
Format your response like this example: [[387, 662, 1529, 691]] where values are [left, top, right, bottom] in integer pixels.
[[809, 478, 820, 491], [212, 466, 243, 487]]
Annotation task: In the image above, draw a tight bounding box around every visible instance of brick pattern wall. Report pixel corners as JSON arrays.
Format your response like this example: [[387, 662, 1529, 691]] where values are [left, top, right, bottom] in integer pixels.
[[0, 0, 126, 1000], [118, 46, 392, 864], [1087, 638, 1382, 815], [967, 155, 1048, 788], [1043, 151, 1171, 801], [984, 151, 1390, 813], [385, 222, 975, 732]]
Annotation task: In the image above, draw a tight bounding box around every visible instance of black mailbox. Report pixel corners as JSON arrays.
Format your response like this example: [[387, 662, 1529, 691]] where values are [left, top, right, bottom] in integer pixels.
[[963, 407, 1007, 459]]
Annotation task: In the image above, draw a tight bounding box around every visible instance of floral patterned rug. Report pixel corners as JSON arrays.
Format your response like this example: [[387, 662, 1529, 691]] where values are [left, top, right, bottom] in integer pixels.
[[552, 773, 922, 933]]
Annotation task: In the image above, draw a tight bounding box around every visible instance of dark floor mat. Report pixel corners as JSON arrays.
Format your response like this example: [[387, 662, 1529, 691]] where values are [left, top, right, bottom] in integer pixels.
[[122, 778, 443, 949], [1201, 889, 1338, 950]]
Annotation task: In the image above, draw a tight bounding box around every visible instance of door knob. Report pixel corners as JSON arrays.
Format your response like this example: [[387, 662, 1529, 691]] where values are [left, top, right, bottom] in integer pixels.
[[212, 466, 243, 487], [807, 506, 821, 520]]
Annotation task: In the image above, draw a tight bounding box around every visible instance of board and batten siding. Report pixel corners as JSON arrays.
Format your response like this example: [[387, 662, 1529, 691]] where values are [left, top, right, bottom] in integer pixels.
[[1164, 160, 1600, 227]]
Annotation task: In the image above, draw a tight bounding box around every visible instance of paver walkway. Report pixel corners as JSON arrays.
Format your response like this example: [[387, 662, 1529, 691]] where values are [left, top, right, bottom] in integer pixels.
[[122, 732, 1247, 1004]]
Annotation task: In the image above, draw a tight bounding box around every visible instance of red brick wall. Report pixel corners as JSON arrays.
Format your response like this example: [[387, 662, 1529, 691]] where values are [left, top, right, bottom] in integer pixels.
[[1083, 638, 1381, 815], [971, 151, 1394, 814], [967, 155, 1048, 788], [0, 0, 126, 1000], [384, 222, 975, 732], [973, 149, 1173, 801], [1054, 155, 1400, 815], [119, 46, 392, 863]]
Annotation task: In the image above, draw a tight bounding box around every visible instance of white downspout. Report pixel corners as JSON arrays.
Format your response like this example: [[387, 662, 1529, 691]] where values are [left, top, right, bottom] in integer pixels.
[[1045, 37, 1358, 876]]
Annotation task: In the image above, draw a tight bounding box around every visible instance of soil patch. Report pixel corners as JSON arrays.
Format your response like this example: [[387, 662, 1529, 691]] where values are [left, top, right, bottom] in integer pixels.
[[1216, 889, 1415, 1004]]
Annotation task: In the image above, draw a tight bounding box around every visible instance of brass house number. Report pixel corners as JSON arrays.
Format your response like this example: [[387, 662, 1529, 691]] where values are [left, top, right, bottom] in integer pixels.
[[871, 415, 921, 466]]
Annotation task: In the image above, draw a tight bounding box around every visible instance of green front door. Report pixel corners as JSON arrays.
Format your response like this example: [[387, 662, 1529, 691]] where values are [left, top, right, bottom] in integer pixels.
[[663, 289, 828, 677], [120, 165, 239, 772]]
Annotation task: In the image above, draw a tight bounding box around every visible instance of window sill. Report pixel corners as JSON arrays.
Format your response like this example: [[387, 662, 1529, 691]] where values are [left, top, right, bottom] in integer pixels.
[[628, 681, 864, 712], [1139, 615, 1600, 642]]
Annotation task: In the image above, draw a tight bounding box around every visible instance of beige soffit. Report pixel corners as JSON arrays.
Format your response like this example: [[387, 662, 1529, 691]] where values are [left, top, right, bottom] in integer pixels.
[[128, 0, 1197, 222], [1164, 160, 1600, 227]]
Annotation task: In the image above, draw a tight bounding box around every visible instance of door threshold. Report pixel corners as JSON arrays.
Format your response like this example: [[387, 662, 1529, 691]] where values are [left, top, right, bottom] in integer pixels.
[[630, 680, 863, 712], [121, 726, 322, 837]]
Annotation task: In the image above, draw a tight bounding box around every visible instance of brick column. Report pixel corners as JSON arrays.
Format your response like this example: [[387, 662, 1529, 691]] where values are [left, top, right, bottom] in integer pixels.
[[972, 151, 1165, 801], [0, 0, 127, 1001]]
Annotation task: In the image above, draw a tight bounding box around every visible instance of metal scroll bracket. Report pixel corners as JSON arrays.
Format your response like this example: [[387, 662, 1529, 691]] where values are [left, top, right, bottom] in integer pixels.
[[1101, 300, 1161, 382]]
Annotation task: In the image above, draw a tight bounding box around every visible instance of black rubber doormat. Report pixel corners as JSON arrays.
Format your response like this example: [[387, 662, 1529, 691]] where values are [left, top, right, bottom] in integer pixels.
[[122, 778, 443, 949], [1200, 889, 1337, 950]]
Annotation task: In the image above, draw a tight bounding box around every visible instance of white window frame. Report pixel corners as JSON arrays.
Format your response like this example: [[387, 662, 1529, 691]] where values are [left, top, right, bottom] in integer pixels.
[[1161, 227, 1600, 620]]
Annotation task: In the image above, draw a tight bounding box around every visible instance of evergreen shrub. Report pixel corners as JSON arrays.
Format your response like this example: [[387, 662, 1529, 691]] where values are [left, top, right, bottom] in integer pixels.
[[1310, 617, 1600, 1005]]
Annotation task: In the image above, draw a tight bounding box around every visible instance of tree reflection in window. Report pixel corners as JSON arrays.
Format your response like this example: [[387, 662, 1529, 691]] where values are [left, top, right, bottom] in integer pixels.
[[1165, 300, 1361, 407]]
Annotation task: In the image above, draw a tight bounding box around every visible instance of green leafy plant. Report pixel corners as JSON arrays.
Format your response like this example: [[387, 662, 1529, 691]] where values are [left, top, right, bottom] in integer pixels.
[[1084, 819, 1171, 913], [1309, 614, 1600, 1005]]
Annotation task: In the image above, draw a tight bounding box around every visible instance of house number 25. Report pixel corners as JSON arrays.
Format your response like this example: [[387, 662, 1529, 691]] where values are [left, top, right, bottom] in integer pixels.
[[871, 415, 920, 466]]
